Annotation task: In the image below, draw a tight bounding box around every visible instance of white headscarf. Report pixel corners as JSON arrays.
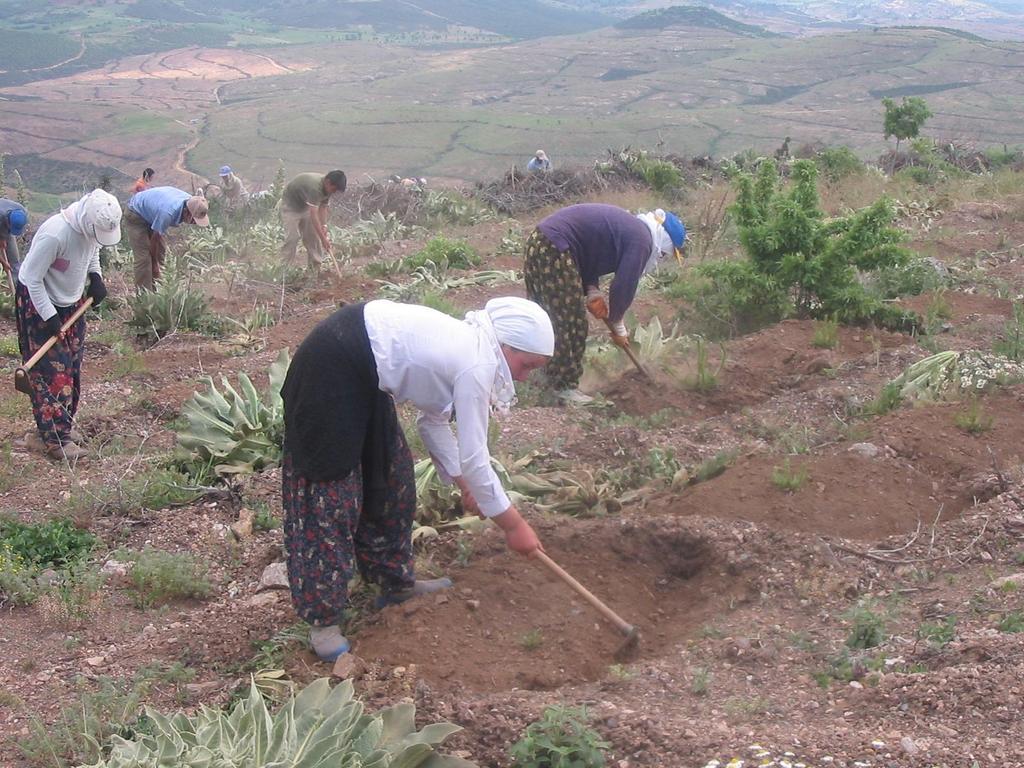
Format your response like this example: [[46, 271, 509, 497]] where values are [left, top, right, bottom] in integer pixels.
[[464, 297, 554, 414], [636, 208, 675, 275]]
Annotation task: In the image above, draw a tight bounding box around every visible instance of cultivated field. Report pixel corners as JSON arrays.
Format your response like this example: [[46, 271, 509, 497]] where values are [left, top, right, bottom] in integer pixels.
[[2, 24, 1023, 198], [0, 153, 1023, 766]]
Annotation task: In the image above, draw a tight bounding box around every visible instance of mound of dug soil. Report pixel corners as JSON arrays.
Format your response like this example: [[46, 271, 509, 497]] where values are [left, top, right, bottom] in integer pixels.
[[349, 516, 752, 693]]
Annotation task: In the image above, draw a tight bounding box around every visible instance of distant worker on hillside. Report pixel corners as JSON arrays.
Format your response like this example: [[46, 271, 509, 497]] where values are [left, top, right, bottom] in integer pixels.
[[0, 198, 29, 279], [15, 189, 120, 462], [218, 165, 249, 210], [527, 150, 552, 172], [524, 203, 686, 405], [278, 170, 347, 271], [124, 186, 210, 291], [131, 168, 155, 196]]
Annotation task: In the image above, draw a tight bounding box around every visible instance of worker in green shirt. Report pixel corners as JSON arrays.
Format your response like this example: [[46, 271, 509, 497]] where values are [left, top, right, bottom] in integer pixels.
[[278, 170, 347, 270]]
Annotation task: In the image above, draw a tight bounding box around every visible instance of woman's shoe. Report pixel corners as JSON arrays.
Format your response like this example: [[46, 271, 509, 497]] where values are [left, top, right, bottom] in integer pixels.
[[376, 577, 453, 608], [309, 625, 350, 662]]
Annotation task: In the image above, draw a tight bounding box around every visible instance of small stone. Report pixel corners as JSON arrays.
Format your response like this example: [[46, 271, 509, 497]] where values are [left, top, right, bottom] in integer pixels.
[[100, 559, 129, 577], [466, 599, 480, 611], [85, 656, 105, 667], [392, 666, 407, 678], [245, 592, 280, 608], [900, 736, 919, 755], [848, 442, 879, 459], [848, 680, 863, 689], [332, 654, 363, 679], [258, 562, 289, 591], [230, 507, 255, 540]]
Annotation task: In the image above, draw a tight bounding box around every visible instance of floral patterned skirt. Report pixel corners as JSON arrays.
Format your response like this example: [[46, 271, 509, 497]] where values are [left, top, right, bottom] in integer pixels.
[[281, 400, 416, 627], [524, 229, 588, 390], [14, 281, 86, 449]]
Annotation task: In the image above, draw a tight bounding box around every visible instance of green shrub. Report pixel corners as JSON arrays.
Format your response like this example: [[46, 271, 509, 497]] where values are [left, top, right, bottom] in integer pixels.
[[519, 628, 544, 651], [690, 449, 737, 485], [0, 333, 18, 357], [0, 540, 37, 606], [984, 146, 1023, 170], [845, 600, 887, 649], [918, 616, 956, 648], [771, 459, 808, 492], [998, 611, 1024, 633], [690, 666, 711, 696], [815, 146, 864, 184], [176, 348, 289, 478], [812, 317, 839, 349], [80, 677, 473, 768], [673, 259, 791, 338], [729, 159, 914, 329], [994, 302, 1024, 362], [861, 381, 903, 416], [20, 664, 195, 767], [0, 289, 13, 319], [510, 705, 609, 768], [0, 516, 95, 568], [406, 236, 480, 270], [954, 397, 994, 435], [421, 189, 496, 226], [128, 275, 218, 340], [867, 256, 948, 299], [123, 547, 211, 608], [634, 155, 683, 193]]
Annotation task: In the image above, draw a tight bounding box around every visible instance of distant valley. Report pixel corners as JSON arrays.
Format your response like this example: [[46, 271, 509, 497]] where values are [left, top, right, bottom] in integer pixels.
[[0, 2, 1021, 201]]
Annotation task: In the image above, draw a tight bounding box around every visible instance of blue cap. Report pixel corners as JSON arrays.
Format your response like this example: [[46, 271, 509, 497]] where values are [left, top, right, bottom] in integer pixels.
[[8, 208, 27, 236], [661, 211, 686, 250], [219, 165, 232, 176]]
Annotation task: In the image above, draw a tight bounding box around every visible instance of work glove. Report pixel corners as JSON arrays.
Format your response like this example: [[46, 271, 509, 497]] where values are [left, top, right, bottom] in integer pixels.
[[585, 287, 609, 320], [86, 273, 107, 307], [610, 320, 629, 348], [44, 314, 63, 340]]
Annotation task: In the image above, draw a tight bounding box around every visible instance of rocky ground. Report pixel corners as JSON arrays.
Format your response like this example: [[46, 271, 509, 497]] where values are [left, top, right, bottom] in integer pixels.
[[0, 187, 1023, 767]]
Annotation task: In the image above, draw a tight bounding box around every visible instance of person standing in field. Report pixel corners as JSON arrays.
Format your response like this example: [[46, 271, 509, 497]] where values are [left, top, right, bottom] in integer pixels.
[[130, 168, 155, 196], [15, 190, 120, 462], [527, 150, 552, 172], [218, 165, 249, 210], [123, 186, 210, 291], [281, 296, 552, 661], [277, 170, 347, 271], [524, 203, 686, 405], [0, 198, 29, 279]]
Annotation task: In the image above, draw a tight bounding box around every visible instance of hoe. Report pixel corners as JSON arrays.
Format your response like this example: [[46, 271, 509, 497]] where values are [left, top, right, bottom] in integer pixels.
[[13, 297, 93, 395], [534, 549, 641, 661]]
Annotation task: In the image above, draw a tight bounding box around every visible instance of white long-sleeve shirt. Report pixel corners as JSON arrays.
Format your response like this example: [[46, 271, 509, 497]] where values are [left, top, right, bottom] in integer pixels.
[[363, 300, 511, 517], [18, 208, 100, 320]]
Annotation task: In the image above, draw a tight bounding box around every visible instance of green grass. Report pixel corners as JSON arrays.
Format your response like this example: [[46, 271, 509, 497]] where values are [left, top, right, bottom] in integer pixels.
[[771, 459, 808, 492], [121, 547, 211, 608]]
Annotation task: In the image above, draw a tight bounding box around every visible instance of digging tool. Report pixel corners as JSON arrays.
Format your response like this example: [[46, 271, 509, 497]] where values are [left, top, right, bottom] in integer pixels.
[[1, 250, 14, 297], [14, 297, 93, 395], [603, 318, 653, 381], [533, 549, 640, 661]]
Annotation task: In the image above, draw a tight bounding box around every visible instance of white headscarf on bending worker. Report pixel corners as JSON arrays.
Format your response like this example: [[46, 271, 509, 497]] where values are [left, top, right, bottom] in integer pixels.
[[635, 208, 687, 273], [465, 297, 555, 413]]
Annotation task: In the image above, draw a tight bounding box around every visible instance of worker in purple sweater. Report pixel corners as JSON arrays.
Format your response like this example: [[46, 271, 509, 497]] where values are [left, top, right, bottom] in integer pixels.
[[524, 203, 686, 404]]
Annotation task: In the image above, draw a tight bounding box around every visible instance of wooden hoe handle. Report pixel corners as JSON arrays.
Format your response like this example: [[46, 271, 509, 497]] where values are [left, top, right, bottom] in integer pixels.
[[14, 297, 93, 393], [603, 318, 653, 381], [533, 549, 635, 636]]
